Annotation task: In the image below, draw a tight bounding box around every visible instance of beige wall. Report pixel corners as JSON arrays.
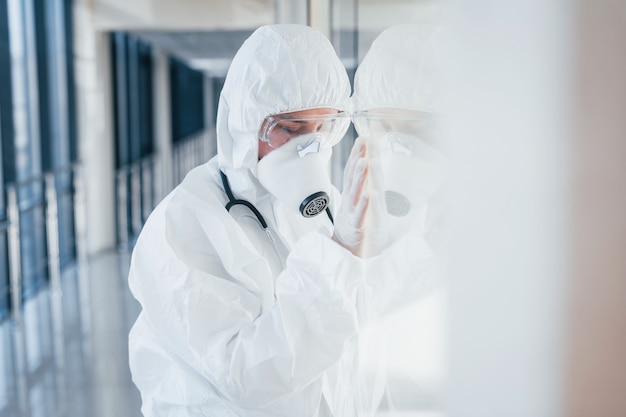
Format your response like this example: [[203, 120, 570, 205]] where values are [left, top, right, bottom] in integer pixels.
[[566, 1, 626, 416], [73, 0, 116, 255]]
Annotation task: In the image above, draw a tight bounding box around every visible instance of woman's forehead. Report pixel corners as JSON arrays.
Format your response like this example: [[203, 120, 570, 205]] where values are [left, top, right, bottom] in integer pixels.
[[278, 108, 340, 119]]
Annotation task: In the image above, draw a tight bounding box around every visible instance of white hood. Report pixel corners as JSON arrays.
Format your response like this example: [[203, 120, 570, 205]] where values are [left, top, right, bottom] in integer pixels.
[[216, 24, 351, 201], [353, 24, 445, 113]]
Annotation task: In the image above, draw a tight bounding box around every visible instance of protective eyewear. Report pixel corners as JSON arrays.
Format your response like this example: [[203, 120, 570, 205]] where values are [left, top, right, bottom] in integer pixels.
[[259, 112, 351, 150], [352, 109, 441, 141]]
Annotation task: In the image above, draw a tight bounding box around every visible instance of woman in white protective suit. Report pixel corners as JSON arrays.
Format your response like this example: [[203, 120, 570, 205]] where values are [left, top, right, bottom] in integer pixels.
[[128, 24, 438, 417]]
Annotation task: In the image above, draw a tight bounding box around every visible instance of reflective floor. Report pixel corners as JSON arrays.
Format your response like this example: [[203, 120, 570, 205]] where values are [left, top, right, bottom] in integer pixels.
[[1, 250, 142, 417], [0, 249, 445, 417]]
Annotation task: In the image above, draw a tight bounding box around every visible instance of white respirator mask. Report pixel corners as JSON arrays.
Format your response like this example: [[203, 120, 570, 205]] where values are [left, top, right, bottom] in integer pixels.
[[353, 109, 448, 219], [362, 132, 448, 254], [372, 132, 448, 216], [257, 133, 334, 218]]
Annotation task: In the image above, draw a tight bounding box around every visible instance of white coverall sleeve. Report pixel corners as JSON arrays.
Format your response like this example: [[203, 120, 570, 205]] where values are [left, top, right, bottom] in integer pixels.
[[361, 231, 441, 321], [226, 232, 361, 406], [129, 204, 360, 410]]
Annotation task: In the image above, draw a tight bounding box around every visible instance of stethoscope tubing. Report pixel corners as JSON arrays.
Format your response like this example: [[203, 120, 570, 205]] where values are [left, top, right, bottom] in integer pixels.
[[219, 170, 334, 228], [220, 170, 269, 229]]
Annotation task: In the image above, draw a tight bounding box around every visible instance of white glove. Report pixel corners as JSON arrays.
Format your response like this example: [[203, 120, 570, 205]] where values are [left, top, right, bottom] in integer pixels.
[[332, 137, 369, 257]]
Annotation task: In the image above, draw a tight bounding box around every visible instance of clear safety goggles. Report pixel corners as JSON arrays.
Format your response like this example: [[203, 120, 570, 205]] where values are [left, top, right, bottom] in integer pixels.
[[259, 111, 351, 150], [351, 109, 441, 142]]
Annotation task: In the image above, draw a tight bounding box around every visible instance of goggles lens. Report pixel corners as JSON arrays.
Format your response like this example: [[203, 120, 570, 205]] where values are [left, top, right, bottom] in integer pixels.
[[352, 109, 441, 142], [259, 112, 350, 149]]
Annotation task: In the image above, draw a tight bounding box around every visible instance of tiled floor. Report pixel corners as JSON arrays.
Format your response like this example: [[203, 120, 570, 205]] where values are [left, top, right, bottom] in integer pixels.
[[1, 250, 142, 417]]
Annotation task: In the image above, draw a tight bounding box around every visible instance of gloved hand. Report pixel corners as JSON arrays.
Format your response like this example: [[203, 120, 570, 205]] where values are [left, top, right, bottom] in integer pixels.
[[332, 137, 369, 257]]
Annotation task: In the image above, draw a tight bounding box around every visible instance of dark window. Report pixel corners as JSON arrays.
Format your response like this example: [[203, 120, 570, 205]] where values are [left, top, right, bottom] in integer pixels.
[[0, 0, 78, 320], [212, 76, 225, 127], [111, 32, 155, 246], [169, 58, 205, 142], [0, 0, 12, 321]]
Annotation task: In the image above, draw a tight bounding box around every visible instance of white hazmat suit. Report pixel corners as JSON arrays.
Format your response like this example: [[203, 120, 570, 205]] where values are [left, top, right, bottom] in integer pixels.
[[350, 24, 449, 412], [128, 24, 438, 417]]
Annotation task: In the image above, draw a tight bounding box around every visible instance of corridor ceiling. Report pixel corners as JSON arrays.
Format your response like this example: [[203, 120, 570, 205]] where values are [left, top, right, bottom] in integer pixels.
[[133, 30, 255, 76]]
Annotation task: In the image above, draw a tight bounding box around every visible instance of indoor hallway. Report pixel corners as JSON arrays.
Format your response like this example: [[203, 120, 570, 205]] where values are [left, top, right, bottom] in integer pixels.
[[2, 250, 142, 417]]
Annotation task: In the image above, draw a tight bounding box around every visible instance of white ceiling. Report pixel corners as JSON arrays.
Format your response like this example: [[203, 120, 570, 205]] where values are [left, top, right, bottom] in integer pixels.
[[94, 0, 274, 30], [133, 30, 255, 76], [96, 0, 442, 76]]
